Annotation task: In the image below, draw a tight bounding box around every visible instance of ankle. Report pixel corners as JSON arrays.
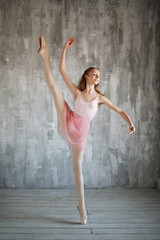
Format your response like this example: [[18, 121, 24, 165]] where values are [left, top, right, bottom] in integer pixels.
[[43, 57, 50, 64], [79, 202, 86, 208]]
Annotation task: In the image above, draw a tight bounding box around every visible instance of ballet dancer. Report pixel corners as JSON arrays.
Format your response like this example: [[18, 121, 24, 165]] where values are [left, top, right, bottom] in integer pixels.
[[38, 35, 135, 225]]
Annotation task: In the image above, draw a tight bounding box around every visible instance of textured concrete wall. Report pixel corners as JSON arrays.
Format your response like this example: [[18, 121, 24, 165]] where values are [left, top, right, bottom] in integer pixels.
[[0, 0, 160, 189]]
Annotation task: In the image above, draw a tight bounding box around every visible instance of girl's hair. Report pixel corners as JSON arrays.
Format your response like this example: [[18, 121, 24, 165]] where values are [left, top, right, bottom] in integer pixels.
[[77, 67, 105, 98]]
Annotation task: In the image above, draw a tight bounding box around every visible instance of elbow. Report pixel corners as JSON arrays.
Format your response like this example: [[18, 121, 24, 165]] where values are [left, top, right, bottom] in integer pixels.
[[59, 67, 64, 73], [119, 110, 124, 115]]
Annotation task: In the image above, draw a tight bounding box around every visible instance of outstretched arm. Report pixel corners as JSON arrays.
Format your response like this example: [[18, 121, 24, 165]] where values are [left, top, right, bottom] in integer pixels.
[[59, 36, 79, 99], [100, 95, 135, 134]]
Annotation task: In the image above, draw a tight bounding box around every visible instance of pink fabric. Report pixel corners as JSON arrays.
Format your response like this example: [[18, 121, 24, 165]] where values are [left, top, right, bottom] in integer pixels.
[[57, 101, 90, 153], [57, 92, 99, 153], [74, 92, 99, 121]]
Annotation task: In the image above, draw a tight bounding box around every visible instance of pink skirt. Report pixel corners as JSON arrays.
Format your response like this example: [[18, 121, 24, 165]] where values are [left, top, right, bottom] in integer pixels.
[[57, 101, 90, 153]]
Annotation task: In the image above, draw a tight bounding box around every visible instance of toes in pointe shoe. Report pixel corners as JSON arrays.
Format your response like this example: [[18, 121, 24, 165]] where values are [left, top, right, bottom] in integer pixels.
[[77, 204, 87, 225], [38, 35, 48, 57]]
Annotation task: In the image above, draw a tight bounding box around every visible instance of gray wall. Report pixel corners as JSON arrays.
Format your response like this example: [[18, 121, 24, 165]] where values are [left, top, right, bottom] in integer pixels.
[[0, 0, 160, 189]]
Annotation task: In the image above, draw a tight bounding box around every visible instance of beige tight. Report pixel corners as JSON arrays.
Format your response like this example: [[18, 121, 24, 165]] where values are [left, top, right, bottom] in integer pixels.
[[41, 49, 85, 208], [71, 147, 85, 207], [43, 57, 65, 126]]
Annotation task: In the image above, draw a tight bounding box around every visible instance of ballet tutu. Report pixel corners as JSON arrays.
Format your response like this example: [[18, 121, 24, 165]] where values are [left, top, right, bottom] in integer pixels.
[[57, 101, 90, 153]]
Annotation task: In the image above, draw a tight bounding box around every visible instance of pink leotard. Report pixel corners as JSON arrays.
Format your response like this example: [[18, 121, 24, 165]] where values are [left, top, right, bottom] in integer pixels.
[[74, 91, 99, 121], [57, 91, 99, 153]]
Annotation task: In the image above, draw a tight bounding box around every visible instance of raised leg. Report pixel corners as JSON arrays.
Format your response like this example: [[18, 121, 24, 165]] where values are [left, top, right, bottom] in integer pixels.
[[71, 146, 87, 223], [38, 36, 65, 121]]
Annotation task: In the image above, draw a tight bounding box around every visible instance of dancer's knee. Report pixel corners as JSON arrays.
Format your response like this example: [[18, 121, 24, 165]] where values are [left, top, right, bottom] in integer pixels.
[[54, 96, 65, 118], [73, 162, 82, 175]]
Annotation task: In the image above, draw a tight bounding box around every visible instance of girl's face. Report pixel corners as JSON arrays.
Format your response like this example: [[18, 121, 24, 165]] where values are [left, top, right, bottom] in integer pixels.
[[85, 69, 100, 86]]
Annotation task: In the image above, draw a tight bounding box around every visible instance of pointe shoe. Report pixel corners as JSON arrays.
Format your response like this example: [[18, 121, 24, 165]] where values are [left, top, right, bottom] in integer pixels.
[[38, 35, 49, 58], [77, 204, 87, 224]]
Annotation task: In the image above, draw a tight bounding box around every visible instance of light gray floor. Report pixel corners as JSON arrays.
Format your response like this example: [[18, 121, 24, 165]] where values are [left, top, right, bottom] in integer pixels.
[[0, 188, 160, 240]]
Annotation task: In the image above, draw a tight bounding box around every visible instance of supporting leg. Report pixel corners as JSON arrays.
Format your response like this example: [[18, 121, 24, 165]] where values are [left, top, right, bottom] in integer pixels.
[[71, 146, 87, 224], [71, 146, 85, 207]]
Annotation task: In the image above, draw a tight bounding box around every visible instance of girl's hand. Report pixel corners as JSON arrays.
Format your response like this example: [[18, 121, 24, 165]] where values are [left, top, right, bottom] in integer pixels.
[[63, 36, 77, 50], [128, 124, 135, 135]]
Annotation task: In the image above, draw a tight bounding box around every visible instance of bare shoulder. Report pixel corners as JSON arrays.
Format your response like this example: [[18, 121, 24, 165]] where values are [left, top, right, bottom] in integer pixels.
[[98, 94, 122, 114], [97, 94, 106, 107], [72, 84, 81, 100]]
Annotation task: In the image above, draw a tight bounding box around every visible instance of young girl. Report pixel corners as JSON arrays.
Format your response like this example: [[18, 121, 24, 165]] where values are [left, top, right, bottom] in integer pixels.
[[38, 36, 135, 225]]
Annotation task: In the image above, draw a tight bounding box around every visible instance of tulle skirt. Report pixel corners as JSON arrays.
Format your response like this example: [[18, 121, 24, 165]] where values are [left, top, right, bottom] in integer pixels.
[[57, 101, 90, 153]]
